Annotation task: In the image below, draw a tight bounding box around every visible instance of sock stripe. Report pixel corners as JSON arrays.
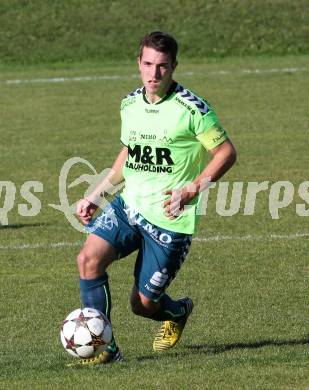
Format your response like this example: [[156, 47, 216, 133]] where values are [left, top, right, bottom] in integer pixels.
[[164, 307, 186, 318], [103, 285, 110, 318]]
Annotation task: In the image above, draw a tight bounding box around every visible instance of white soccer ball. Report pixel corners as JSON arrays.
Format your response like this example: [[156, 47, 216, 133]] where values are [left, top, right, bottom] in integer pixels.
[[60, 307, 112, 359]]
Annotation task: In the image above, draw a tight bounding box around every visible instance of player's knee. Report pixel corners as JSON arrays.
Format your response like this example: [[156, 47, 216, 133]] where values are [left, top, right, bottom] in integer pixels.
[[130, 293, 158, 317], [77, 249, 89, 269], [77, 249, 101, 278], [130, 298, 142, 316]]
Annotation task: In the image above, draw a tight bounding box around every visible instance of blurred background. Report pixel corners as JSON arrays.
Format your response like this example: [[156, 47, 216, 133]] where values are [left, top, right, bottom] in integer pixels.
[[0, 0, 308, 66]]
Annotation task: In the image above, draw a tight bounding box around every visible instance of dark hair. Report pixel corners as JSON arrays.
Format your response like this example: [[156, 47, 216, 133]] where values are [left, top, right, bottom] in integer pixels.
[[139, 31, 178, 62]]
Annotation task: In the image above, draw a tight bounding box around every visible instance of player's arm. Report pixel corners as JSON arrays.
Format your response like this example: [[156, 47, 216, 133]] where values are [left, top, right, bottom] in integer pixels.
[[77, 147, 128, 225], [192, 138, 237, 192], [164, 139, 236, 219]]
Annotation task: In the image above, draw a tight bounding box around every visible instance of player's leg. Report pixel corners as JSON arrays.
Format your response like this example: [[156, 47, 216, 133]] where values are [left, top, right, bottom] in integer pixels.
[[130, 285, 188, 321], [78, 233, 116, 321], [73, 196, 140, 366], [78, 233, 116, 279], [75, 234, 122, 365], [152, 295, 193, 352], [131, 225, 193, 351], [130, 287, 193, 352], [130, 285, 160, 316]]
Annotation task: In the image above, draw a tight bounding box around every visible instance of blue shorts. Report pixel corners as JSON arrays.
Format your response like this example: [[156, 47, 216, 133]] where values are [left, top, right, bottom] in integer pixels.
[[86, 196, 192, 301]]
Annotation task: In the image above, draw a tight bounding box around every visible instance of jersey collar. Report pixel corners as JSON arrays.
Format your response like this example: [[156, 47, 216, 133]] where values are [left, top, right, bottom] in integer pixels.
[[142, 81, 177, 105]]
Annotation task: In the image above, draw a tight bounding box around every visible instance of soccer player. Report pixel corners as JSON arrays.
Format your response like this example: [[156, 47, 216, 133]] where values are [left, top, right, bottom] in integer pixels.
[[74, 31, 236, 365]]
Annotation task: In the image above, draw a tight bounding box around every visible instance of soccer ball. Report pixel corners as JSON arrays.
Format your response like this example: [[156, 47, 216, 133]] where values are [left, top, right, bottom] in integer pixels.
[[60, 307, 112, 359]]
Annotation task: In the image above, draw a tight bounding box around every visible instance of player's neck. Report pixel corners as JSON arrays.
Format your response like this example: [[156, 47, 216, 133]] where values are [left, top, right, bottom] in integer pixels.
[[145, 93, 164, 104], [145, 80, 174, 104]]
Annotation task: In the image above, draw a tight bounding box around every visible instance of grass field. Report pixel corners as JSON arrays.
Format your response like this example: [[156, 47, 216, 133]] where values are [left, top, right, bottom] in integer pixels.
[[0, 55, 308, 389], [0, 0, 308, 65]]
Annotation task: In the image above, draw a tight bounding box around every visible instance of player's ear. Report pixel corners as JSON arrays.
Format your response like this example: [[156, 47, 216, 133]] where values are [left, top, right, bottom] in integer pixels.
[[172, 61, 178, 71]]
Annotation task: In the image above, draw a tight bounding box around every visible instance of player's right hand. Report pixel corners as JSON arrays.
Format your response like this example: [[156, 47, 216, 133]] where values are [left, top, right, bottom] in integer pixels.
[[76, 198, 98, 225]]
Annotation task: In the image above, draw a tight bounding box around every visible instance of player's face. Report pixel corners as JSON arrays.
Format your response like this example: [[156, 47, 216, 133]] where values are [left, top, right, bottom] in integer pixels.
[[138, 46, 177, 102]]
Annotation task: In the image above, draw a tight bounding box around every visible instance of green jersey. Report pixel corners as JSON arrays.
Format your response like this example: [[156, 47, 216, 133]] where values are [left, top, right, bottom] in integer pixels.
[[120, 81, 228, 234]]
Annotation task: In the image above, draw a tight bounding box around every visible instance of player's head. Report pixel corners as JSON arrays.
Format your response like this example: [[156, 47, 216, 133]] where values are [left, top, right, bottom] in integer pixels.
[[138, 32, 178, 100], [139, 31, 178, 63]]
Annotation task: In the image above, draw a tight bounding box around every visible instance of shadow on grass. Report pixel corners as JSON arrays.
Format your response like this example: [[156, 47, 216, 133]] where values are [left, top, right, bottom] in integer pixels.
[[0, 222, 49, 229], [136, 337, 309, 362], [186, 338, 309, 354]]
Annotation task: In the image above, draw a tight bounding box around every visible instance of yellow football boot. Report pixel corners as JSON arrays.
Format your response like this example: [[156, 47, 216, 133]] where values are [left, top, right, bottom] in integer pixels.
[[67, 347, 123, 367], [153, 297, 193, 352]]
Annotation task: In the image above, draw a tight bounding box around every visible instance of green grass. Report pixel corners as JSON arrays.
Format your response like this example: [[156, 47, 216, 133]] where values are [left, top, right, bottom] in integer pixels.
[[0, 55, 308, 389], [0, 0, 308, 65]]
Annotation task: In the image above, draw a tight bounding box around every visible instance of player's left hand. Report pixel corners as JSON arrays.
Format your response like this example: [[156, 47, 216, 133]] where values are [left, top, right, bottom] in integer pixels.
[[163, 185, 197, 219]]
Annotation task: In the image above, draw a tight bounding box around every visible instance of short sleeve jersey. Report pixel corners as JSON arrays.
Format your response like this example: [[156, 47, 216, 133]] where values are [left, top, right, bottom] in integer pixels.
[[120, 81, 228, 234]]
